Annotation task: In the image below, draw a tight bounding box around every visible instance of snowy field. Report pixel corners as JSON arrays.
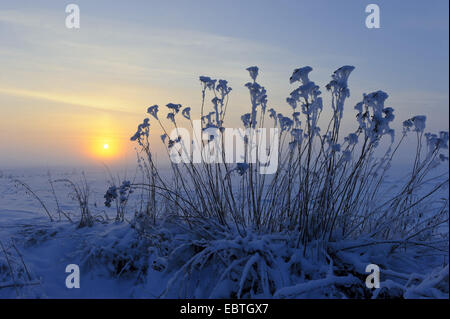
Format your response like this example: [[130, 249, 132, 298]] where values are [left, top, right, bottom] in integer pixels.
[[0, 167, 448, 299], [0, 167, 154, 298]]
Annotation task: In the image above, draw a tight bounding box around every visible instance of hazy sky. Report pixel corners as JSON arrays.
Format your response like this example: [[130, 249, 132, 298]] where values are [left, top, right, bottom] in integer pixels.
[[0, 0, 448, 168]]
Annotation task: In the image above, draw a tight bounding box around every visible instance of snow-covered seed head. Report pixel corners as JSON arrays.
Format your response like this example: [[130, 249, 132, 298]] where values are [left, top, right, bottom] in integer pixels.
[[104, 185, 118, 207], [147, 105, 159, 120], [290, 66, 313, 85], [246, 66, 259, 81], [166, 103, 182, 114], [216, 79, 232, 96], [181, 107, 191, 120], [279, 116, 293, 132], [403, 119, 414, 132], [199, 76, 216, 90], [412, 115, 426, 132], [241, 113, 251, 128], [130, 118, 150, 141], [291, 128, 303, 144], [167, 113, 176, 123], [326, 65, 355, 92], [286, 97, 297, 110], [355, 91, 395, 143]]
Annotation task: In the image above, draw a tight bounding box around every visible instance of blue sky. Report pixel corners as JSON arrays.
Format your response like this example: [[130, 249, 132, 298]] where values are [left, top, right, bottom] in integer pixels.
[[0, 0, 448, 167]]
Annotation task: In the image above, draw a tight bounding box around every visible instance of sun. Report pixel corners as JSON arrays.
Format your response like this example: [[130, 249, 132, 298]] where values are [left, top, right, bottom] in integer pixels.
[[86, 137, 123, 160]]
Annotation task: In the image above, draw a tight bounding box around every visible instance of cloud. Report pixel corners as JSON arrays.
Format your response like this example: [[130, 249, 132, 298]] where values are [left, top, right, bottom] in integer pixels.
[[0, 8, 288, 76], [0, 87, 139, 115]]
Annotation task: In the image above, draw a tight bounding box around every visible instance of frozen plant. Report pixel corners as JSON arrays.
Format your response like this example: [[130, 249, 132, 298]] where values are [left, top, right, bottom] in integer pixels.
[[108, 65, 448, 253]]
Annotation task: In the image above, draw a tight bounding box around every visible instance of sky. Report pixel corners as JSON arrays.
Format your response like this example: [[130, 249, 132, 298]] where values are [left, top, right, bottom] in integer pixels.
[[0, 0, 448, 169]]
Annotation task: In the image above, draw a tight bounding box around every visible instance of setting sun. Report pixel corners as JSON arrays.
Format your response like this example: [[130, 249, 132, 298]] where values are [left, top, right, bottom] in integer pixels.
[[83, 136, 125, 161]]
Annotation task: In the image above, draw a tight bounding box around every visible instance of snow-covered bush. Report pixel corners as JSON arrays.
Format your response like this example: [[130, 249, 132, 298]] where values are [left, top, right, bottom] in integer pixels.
[[103, 65, 448, 298], [120, 65, 448, 245]]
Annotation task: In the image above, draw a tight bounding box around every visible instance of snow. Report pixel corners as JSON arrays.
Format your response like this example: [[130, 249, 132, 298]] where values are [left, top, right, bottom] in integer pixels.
[[0, 168, 447, 299], [0, 64, 448, 299]]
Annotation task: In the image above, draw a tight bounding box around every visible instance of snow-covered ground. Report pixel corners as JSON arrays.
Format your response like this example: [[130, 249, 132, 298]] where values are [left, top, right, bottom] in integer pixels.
[[0, 168, 448, 299], [0, 168, 153, 298]]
